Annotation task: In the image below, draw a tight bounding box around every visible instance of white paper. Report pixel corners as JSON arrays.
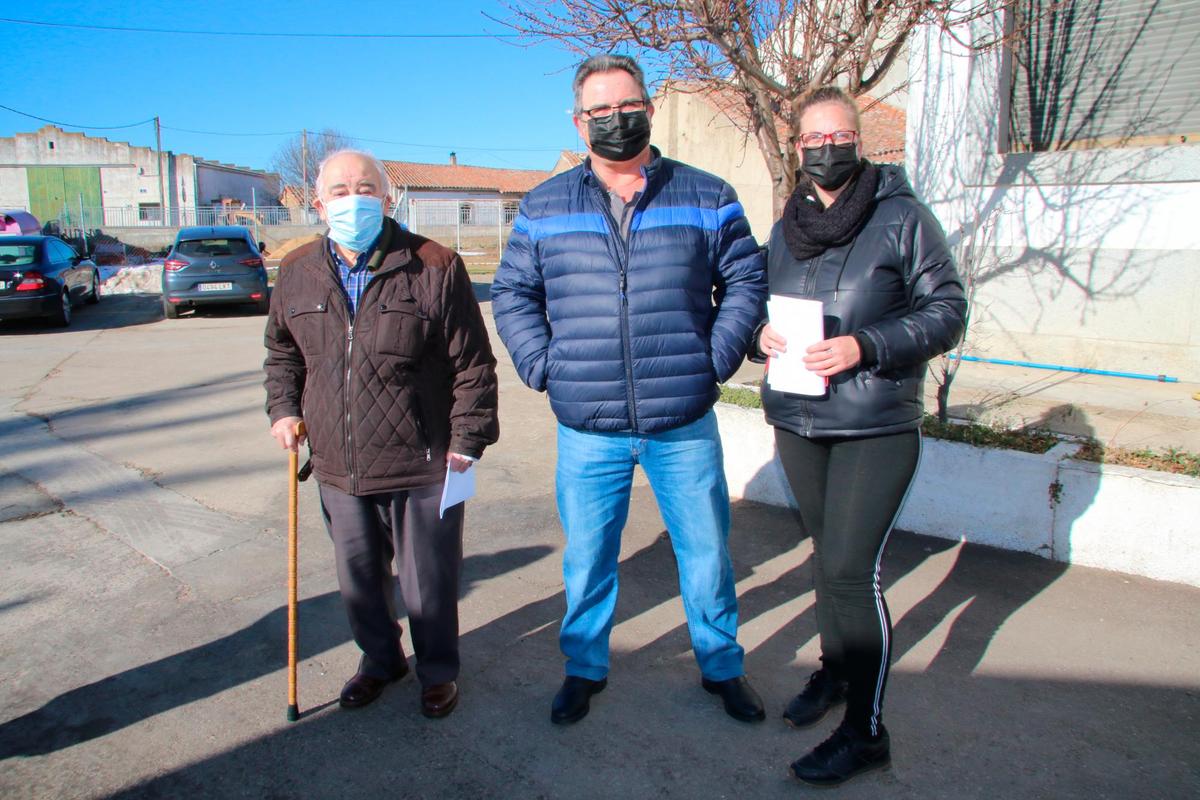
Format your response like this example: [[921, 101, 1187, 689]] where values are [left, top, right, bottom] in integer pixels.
[[438, 462, 476, 519], [765, 295, 827, 396]]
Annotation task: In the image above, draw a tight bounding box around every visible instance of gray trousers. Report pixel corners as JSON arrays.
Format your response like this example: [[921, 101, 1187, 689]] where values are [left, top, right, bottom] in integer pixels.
[[318, 480, 464, 686]]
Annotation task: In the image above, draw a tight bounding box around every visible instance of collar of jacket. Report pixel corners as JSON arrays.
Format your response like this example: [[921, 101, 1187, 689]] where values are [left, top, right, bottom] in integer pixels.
[[583, 145, 664, 188], [317, 216, 412, 282]]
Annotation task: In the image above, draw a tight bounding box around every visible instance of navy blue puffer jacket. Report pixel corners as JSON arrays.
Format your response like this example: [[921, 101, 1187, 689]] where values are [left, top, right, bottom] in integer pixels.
[[491, 153, 766, 433]]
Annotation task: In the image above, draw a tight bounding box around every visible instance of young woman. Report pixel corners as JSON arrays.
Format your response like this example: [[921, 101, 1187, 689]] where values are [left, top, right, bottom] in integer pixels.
[[756, 87, 967, 786]]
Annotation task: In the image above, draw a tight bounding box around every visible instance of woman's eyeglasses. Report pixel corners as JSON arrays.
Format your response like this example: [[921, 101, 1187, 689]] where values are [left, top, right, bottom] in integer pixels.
[[798, 130, 859, 149]]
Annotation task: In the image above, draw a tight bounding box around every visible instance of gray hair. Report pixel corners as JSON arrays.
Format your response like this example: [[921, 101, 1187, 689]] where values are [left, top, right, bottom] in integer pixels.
[[315, 149, 391, 199], [572, 54, 649, 115]]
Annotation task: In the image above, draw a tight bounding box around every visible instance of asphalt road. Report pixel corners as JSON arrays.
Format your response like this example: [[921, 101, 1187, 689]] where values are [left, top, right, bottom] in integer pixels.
[[1, 291, 1198, 799]]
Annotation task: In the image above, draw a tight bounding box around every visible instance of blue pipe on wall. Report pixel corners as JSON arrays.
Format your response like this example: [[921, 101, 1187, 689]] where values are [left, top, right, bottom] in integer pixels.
[[947, 353, 1179, 383]]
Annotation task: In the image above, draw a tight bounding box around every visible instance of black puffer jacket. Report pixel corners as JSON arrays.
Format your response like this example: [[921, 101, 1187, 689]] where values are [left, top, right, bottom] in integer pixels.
[[760, 165, 966, 438]]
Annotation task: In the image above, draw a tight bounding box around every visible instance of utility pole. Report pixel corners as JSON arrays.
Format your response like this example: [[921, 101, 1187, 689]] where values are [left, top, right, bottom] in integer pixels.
[[301, 128, 309, 223], [155, 116, 167, 227]]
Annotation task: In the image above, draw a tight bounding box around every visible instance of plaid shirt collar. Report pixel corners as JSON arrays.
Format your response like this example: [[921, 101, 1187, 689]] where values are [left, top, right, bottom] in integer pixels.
[[329, 237, 377, 319]]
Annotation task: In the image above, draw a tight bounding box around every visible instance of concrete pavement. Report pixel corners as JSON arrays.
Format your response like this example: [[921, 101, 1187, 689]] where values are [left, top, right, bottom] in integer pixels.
[[1, 291, 1198, 799]]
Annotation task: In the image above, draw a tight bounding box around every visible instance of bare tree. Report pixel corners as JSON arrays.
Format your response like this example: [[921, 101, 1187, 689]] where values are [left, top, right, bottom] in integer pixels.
[[497, 0, 1026, 217], [270, 128, 355, 203]]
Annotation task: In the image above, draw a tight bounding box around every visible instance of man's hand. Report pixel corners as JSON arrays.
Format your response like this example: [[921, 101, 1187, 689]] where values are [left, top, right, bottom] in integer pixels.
[[447, 453, 475, 473], [759, 323, 788, 358], [803, 336, 862, 377], [271, 416, 306, 452]]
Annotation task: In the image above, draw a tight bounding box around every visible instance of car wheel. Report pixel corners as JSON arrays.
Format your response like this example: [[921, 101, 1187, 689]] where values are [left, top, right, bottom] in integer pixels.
[[163, 297, 180, 319], [86, 270, 101, 304], [49, 289, 71, 327], [255, 296, 271, 315]]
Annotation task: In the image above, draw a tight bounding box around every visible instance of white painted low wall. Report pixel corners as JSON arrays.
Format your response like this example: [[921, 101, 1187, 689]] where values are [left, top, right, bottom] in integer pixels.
[[716, 403, 1200, 588]]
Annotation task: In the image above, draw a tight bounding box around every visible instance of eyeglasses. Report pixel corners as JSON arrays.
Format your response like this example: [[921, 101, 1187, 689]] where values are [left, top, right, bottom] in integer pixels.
[[580, 99, 649, 121], [798, 130, 859, 149]]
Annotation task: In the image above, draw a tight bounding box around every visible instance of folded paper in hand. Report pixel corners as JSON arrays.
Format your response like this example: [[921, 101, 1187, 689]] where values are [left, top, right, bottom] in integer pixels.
[[765, 295, 826, 396]]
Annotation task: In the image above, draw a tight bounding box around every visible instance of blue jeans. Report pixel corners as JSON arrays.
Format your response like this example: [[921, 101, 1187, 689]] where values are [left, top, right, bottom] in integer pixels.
[[555, 410, 744, 682]]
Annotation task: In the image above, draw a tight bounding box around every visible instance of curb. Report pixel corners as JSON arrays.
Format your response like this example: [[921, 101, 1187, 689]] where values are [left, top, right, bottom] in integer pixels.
[[715, 402, 1200, 587]]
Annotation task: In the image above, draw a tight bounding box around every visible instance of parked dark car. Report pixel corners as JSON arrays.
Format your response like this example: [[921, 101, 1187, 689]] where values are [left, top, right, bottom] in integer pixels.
[[0, 235, 99, 327], [161, 226, 269, 319]]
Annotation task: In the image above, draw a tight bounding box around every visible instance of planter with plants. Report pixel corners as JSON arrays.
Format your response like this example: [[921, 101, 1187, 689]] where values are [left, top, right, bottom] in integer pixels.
[[715, 384, 1200, 588]]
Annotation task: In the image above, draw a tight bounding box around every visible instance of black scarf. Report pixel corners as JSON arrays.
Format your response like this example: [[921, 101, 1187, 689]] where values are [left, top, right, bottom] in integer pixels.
[[781, 160, 879, 261]]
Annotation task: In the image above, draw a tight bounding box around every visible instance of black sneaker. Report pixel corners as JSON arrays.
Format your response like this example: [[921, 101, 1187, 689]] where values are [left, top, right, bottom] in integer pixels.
[[782, 669, 847, 728], [789, 722, 890, 787]]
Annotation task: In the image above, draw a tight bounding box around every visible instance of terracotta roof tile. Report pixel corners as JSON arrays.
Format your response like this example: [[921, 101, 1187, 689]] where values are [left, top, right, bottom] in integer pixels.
[[382, 160, 548, 194]]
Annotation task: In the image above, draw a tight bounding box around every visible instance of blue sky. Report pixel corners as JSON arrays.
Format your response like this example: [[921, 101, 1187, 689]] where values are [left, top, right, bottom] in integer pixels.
[[0, 1, 597, 173]]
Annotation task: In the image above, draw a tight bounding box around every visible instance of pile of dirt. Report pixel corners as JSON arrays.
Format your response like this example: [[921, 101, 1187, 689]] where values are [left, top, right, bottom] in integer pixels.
[[101, 263, 163, 296], [270, 234, 322, 263]]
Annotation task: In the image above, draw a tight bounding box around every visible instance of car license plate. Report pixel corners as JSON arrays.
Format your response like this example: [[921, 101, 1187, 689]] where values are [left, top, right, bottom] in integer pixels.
[[0, 280, 9, 290], [198, 282, 233, 292]]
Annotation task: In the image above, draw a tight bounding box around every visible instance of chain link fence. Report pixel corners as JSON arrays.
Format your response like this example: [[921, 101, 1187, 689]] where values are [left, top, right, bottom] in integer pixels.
[[36, 197, 520, 268], [399, 198, 520, 268]]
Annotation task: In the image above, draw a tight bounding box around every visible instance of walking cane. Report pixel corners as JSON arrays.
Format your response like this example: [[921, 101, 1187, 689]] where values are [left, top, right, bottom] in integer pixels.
[[287, 420, 306, 722]]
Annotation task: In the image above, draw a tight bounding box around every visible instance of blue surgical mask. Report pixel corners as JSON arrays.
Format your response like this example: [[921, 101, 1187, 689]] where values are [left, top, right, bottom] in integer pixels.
[[324, 195, 383, 253]]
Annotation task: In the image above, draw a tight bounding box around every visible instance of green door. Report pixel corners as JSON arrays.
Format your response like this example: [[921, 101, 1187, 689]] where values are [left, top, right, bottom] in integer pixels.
[[27, 167, 102, 228]]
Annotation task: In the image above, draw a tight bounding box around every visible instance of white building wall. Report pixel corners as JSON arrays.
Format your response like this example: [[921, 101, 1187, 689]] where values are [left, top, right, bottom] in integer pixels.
[[908, 15, 1200, 381]]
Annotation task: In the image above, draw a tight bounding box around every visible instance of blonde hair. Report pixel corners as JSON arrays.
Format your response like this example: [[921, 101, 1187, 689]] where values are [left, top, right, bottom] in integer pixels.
[[797, 86, 861, 132]]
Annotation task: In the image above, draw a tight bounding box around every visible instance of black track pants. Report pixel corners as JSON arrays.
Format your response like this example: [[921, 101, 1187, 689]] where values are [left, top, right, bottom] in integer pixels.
[[774, 427, 921, 737]]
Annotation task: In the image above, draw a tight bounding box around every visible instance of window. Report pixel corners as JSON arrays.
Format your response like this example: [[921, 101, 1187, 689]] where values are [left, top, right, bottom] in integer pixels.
[[459, 202, 475, 226], [138, 203, 162, 222], [1006, 0, 1200, 151], [177, 238, 251, 258], [503, 201, 520, 225], [0, 244, 38, 267]]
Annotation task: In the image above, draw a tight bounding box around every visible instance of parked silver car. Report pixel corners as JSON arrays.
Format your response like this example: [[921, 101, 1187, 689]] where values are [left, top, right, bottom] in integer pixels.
[[161, 226, 268, 319], [0, 235, 99, 327]]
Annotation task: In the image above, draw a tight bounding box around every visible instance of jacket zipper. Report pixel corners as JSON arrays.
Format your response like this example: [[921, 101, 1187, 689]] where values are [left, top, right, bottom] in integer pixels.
[[344, 319, 356, 493], [412, 396, 432, 463], [593, 180, 640, 431]]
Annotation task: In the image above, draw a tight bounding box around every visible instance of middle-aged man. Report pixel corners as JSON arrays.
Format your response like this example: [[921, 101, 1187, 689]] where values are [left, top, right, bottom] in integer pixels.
[[491, 54, 768, 725], [264, 149, 499, 719]]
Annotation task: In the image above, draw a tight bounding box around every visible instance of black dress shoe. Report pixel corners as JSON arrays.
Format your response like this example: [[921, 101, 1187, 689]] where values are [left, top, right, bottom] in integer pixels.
[[339, 660, 408, 710], [790, 722, 890, 786], [783, 668, 847, 728], [550, 676, 607, 725], [701, 675, 766, 722], [421, 681, 459, 719]]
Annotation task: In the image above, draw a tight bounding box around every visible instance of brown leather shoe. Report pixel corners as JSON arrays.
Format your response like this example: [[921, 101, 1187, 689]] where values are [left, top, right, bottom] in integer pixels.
[[339, 660, 409, 710], [420, 681, 459, 719]]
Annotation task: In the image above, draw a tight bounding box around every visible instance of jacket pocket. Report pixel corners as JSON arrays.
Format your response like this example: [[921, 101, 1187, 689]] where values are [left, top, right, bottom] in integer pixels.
[[373, 301, 428, 362], [287, 299, 331, 357]]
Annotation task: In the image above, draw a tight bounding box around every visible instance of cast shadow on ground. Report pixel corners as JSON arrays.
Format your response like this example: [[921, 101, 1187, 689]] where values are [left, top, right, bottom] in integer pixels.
[[78, 495, 1197, 798], [0, 293, 163, 335], [0, 545, 551, 760]]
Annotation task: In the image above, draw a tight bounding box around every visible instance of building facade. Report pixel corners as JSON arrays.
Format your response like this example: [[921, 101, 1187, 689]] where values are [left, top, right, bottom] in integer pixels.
[[0, 125, 279, 229]]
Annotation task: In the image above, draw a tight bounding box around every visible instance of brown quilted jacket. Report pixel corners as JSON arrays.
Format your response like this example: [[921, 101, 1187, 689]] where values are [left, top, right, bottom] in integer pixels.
[[263, 220, 499, 494]]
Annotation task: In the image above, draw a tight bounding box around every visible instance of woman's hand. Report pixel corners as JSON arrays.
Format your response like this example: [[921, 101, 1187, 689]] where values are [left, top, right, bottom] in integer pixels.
[[803, 336, 861, 377], [759, 324, 788, 358]]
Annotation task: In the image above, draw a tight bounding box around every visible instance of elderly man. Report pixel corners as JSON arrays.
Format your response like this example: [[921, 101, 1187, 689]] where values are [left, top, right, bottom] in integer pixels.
[[264, 149, 498, 718], [492, 55, 767, 725]]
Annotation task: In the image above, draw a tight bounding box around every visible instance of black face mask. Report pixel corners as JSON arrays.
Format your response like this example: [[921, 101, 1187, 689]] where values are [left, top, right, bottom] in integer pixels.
[[587, 109, 651, 162], [801, 143, 861, 190]]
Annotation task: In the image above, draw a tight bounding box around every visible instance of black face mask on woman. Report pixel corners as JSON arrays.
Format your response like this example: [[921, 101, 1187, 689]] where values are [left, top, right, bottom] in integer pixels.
[[587, 110, 652, 162], [801, 143, 860, 190]]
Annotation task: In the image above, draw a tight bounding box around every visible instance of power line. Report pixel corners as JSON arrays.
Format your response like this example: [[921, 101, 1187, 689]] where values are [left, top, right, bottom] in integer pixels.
[[166, 124, 566, 152], [0, 16, 517, 39], [162, 125, 298, 137], [0, 104, 567, 161], [0, 102, 154, 130]]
